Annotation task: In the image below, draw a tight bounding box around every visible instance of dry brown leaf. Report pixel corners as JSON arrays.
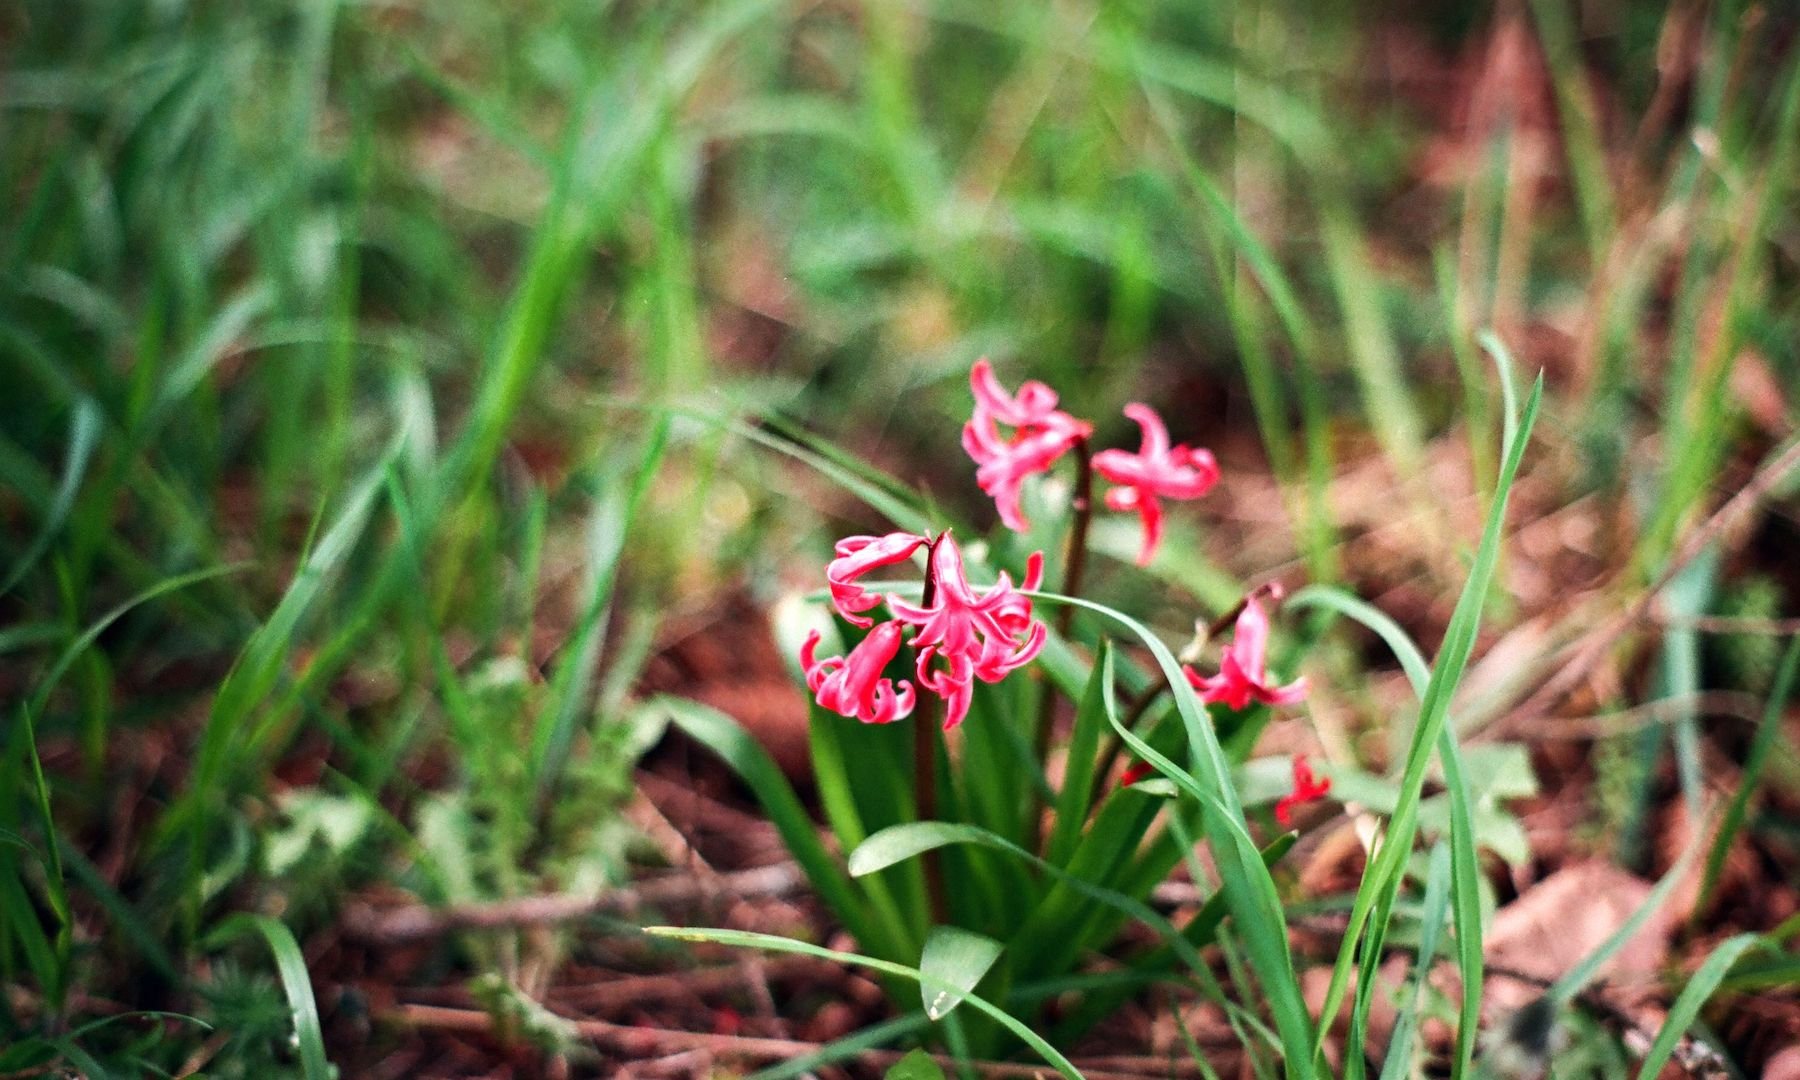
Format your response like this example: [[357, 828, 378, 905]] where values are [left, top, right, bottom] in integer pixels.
[[1483, 860, 1672, 1014]]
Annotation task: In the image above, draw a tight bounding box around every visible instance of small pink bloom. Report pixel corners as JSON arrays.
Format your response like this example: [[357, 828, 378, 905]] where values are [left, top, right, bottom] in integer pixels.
[[962, 359, 1092, 532], [1120, 760, 1155, 787], [1183, 595, 1307, 711], [968, 356, 1070, 429], [1091, 403, 1218, 565], [1273, 754, 1332, 826], [886, 533, 1046, 729], [826, 532, 927, 627], [801, 623, 916, 724]]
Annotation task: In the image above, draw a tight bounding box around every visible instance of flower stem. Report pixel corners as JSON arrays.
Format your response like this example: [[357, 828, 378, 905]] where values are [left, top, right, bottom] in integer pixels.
[[1055, 438, 1094, 639], [1029, 439, 1094, 855], [914, 537, 948, 926]]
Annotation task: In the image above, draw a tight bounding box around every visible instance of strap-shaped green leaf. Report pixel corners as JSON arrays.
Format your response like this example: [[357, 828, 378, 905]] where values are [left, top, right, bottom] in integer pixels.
[[919, 925, 1002, 1020], [647, 926, 1082, 1079], [1635, 934, 1759, 1080], [658, 695, 912, 959], [204, 914, 330, 1080]]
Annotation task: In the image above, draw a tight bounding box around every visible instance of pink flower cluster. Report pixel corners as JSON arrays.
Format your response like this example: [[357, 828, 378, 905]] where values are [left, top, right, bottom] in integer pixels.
[[800, 531, 1046, 730], [961, 360, 1091, 533], [961, 359, 1217, 565]]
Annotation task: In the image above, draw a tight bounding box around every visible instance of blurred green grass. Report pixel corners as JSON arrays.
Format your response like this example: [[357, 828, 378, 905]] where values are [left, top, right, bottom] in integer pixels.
[[2, 0, 1798, 1073]]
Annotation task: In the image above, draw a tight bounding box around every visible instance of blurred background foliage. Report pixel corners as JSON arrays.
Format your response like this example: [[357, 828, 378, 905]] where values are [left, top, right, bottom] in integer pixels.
[[2, 0, 1797, 1073]]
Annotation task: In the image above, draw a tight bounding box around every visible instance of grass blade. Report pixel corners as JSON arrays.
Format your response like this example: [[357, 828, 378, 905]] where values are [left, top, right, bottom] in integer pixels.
[[919, 925, 1002, 1021], [0, 397, 99, 597], [1306, 338, 1540, 1064], [203, 914, 330, 1080], [1377, 843, 1452, 1080], [1634, 934, 1759, 1080], [533, 418, 670, 797], [1548, 836, 1702, 1008], [1288, 584, 1484, 1077], [645, 926, 1082, 1079], [1700, 637, 1800, 911], [654, 694, 911, 960]]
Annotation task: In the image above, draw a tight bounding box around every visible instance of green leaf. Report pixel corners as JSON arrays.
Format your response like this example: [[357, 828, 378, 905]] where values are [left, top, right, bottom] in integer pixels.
[[885, 1048, 947, 1080], [1045, 641, 1113, 868], [1635, 934, 1759, 1080], [656, 695, 911, 959], [1304, 350, 1541, 1070], [919, 925, 1002, 1020], [1702, 637, 1800, 910], [850, 818, 1207, 985], [203, 914, 330, 1080], [0, 396, 99, 597], [645, 926, 1082, 1079]]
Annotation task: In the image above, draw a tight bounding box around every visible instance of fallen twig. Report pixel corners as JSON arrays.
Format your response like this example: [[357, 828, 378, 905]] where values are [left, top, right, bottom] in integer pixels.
[[1511, 435, 1800, 723], [347, 863, 1225, 944], [343, 863, 804, 944], [382, 1003, 1219, 1078], [1504, 690, 1765, 740], [547, 956, 838, 1012]]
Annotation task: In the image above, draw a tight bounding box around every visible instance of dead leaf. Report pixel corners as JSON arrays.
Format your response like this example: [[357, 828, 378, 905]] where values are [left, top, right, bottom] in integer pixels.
[[1483, 860, 1672, 1013]]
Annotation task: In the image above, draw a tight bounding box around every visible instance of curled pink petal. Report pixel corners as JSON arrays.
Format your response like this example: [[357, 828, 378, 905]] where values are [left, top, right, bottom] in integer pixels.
[[970, 358, 1065, 429], [801, 622, 916, 724], [1093, 403, 1218, 564], [1020, 551, 1044, 593], [827, 532, 927, 627], [810, 530, 1048, 732], [963, 359, 1092, 532], [884, 533, 1050, 729], [1184, 596, 1307, 711]]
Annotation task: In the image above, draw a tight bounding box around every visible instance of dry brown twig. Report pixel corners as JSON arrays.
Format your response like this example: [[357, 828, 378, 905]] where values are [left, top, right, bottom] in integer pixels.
[[382, 1002, 1223, 1079], [345, 862, 1229, 944], [342, 863, 805, 944], [1510, 435, 1800, 724]]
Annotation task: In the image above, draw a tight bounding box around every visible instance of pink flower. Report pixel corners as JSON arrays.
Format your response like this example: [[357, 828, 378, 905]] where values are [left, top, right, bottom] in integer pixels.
[[827, 532, 928, 627], [801, 622, 916, 724], [1120, 760, 1155, 787], [1091, 403, 1218, 565], [961, 359, 1091, 532], [885, 533, 1047, 730], [1273, 754, 1331, 826], [1184, 595, 1307, 711]]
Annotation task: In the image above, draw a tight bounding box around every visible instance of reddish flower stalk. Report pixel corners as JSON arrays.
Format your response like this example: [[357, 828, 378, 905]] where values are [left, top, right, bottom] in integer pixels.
[[1184, 593, 1307, 711], [1092, 403, 1219, 566], [1274, 754, 1332, 826]]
